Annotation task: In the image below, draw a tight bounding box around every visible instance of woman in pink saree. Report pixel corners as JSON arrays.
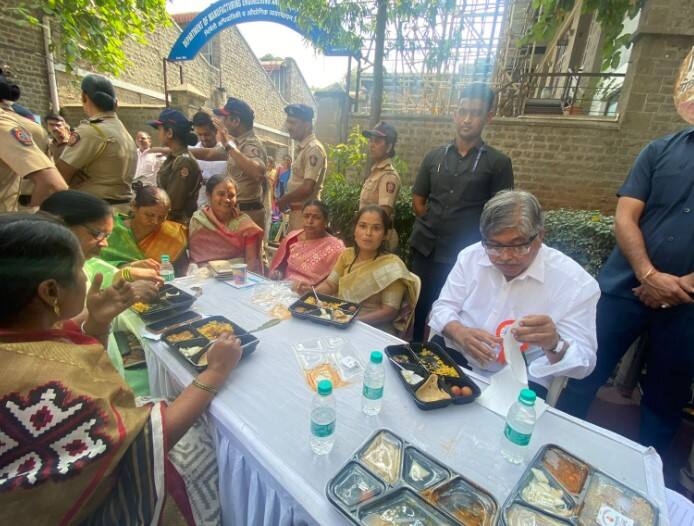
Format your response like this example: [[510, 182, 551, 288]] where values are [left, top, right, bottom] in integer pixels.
[[188, 175, 263, 272], [269, 200, 344, 286]]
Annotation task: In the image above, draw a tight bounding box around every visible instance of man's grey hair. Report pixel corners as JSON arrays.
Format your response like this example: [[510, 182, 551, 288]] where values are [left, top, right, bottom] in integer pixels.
[[480, 190, 544, 240]]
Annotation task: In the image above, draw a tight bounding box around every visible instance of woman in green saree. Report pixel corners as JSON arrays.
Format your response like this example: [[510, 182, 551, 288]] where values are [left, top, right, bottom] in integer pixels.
[[308, 205, 420, 336], [0, 214, 242, 524]]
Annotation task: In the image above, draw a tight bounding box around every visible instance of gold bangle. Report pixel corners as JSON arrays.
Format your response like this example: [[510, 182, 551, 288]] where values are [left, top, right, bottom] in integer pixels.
[[640, 266, 656, 282], [192, 378, 218, 396], [121, 267, 134, 282]]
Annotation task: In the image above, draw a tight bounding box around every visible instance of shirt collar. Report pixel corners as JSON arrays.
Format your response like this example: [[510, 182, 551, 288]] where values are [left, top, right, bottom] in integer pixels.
[[372, 158, 393, 171], [684, 126, 694, 138], [478, 244, 546, 284], [298, 133, 316, 150], [235, 128, 253, 144], [90, 112, 115, 121]]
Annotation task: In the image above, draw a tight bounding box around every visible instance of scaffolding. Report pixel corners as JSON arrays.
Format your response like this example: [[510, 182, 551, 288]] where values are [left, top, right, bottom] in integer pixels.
[[352, 0, 508, 115]]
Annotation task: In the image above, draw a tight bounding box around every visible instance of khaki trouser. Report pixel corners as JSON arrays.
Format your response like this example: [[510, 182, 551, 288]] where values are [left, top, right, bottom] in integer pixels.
[[288, 209, 303, 232], [244, 207, 267, 266]]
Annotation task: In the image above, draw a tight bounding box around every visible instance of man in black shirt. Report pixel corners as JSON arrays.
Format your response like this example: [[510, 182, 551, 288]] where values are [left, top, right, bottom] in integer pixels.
[[410, 83, 514, 341]]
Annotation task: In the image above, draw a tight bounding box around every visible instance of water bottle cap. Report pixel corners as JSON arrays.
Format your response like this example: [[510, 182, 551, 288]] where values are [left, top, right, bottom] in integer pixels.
[[519, 388, 537, 406], [370, 351, 383, 364], [317, 379, 333, 396], [161, 255, 170, 263]]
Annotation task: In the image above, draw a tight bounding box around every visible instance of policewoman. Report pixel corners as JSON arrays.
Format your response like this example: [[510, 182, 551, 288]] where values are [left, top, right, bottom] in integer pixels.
[[56, 74, 137, 214], [148, 109, 202, 224], [276, 104, 327, 232], [359, 121, 402, 251], [0, 71, 66, 211]]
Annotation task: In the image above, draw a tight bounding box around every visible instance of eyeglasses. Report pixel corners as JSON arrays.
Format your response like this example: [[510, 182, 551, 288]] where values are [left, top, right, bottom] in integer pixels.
[[482, 234, 538, 257], [82, 224, 110, 242]]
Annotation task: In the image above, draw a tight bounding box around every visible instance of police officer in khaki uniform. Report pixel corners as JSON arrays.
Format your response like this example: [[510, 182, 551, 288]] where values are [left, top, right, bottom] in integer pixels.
[[148, 109, 202, 224], [0, 71, 66, 212], [190, 98, 268, 230], [360, 121, 402, 251], [56, 75, 137, 215], [45, 113, 70, 161], [275, 104, 327, 232]]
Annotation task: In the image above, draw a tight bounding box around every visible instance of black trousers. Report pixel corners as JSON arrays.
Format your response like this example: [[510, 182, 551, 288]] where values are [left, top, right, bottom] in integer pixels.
[[557, 293, 694, 453], [430, 335, 549, 399], [411, 249, 455, 342]]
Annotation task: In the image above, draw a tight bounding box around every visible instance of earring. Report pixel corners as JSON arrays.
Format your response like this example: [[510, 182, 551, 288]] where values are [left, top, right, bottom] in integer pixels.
[[53, 301, 61, 318]]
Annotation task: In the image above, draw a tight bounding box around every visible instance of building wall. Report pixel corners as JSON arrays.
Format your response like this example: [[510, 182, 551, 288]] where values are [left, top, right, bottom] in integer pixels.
[[281, 58, 316, 109], [0, 9, 308, 138]]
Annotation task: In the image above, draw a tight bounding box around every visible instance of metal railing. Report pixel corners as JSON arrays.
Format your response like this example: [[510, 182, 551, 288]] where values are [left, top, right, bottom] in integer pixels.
[[498, 71, 627, 118]]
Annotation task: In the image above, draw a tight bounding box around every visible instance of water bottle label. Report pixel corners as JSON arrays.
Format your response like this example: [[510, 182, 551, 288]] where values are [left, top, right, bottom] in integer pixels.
[[311, 420, 335, 438], [504, 424, 531, 446], [363, 384, 383, 400]]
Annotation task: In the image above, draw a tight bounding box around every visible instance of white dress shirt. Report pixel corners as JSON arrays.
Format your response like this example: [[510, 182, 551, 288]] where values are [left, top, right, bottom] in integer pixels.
[[194, 142, 227, 208], [134, 148, 165, 187], [429, 242, 600, 388]]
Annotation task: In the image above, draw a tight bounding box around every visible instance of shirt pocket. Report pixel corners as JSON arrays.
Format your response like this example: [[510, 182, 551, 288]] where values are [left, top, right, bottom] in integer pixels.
[[649, 161, 693, 206]]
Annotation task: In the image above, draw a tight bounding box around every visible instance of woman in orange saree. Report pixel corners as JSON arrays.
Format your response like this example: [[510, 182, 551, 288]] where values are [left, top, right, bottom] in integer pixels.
[[0, 214, 242, 524], [99, 185, 188, 273]]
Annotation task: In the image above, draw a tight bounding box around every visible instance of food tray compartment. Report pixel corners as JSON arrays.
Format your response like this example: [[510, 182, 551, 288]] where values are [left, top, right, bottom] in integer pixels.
[[540, 446, 590, 496], [503, 502, 574, 526], [357, 487, 459, 526], [421, 476, 498, 526], [357, 430, 404, 486], [190, 316, 260, 356], [410, 341, 464, 379], [402, 446, 450, 491], [288, 292, 361, 329], [516, 466, 577, 519], [145, 310, 201, 334], [134, 284, 196, 321], [326, 461, 387, 513], [578, 471, 657, 526], [385, 344, 479, 411], [162, 327, 203, 347]]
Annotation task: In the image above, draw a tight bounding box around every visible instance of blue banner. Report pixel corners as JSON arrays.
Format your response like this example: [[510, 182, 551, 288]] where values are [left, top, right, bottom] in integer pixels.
[[168, 0, 359, 61]]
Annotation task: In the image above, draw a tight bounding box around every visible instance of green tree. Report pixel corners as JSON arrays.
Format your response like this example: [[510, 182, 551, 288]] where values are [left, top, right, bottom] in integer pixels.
[[11, 0, 170, 76], [280, 0, 460, 125], [524, 0, 642, 70]]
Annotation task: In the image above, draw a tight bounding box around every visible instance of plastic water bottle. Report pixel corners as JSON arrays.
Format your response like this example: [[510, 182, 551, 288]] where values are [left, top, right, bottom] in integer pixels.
[[501, 388, 537, 464], [310, 379, 336, 455], [159, 255, 175, 282], [362, 350, 385, 416]]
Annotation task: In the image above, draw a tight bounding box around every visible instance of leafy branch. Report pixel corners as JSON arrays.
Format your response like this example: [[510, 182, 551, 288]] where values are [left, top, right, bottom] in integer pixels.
[[10, 0, 170, 76], [524, 0, 642, 70]]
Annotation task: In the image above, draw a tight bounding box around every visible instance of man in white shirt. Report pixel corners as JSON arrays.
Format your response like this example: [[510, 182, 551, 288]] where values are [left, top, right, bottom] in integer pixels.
[[428, 190, 600, 397], [133, 130, 164, 187], [191, 111, 227, 208]]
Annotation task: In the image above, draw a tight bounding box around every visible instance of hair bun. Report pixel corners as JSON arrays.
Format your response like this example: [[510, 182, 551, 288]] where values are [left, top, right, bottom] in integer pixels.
[[91, 90, 116, 111], [186, 131, 198, 147]]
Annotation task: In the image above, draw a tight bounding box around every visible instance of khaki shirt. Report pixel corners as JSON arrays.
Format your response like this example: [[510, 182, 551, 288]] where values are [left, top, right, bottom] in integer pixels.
[[49, 138, 68, 161], [0, 108, 53, 212], [359, 158, 401, 212], [157, 148, 202, 223], [60, 112, 136, 201], [287, 133, 327, 205], [226, 128, 267, 204]]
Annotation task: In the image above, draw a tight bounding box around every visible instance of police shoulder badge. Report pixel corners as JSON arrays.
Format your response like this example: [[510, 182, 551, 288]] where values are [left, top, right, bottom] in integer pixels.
[[10, 127, 33, 146], [67, 131, 80, 146], [309, 154, 318, 167], [386, 181, 396, 193], [180, 167, 190, 177]]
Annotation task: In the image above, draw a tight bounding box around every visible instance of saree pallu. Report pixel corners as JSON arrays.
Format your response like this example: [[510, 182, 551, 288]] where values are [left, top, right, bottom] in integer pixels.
[[269, 229, 345, 285], [337, 250, 421, 337], [98, 214, 187, 268], [0, 327, 179, 525], [188, 207, 263, 264]]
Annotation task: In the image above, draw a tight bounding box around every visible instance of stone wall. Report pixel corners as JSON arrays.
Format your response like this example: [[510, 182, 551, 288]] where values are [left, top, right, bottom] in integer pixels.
[[281, 58, 316, 109]]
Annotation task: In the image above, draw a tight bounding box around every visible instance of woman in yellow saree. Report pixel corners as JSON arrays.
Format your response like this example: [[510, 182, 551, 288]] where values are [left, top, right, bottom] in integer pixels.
[[309, 205, 420, 336], [0, 215, 242, 524], [99, 185, 188, 275]]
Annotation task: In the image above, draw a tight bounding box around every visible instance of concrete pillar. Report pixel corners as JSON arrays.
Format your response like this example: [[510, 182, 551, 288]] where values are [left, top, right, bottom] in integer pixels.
[[167, 84, 208, 118]]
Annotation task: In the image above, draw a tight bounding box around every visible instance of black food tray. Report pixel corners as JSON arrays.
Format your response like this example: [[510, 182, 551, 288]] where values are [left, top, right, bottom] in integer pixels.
[[132, 284, 196, 321], [288, 292, 361, 329], [162, 315, 259, 371], [144, 310, 201, 334], [326, 428, 498, 525], [500, 444, 659, 526], [385, 342, 480, 410]]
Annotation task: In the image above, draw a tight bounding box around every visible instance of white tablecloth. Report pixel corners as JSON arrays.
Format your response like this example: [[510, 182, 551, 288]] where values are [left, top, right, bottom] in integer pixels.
[[123, 277, 669, 526]]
